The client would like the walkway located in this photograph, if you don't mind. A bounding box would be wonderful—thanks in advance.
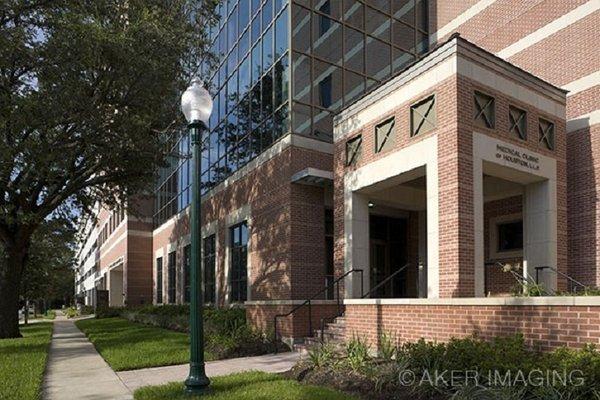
[42,313,300,398]
[117,352,301,392]
[42,314,133,400]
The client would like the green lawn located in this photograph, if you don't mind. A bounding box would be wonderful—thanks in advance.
[0,323,53,400]
[76,317,212,371]
[134,371,356,400]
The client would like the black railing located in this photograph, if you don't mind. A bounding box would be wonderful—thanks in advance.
[316,263,410,343]
[273,269,364,353]
[361,263,409,300]
[534,265,587,293]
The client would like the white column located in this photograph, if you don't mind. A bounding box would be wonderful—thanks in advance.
[426,161,439,298]
[523,179,557,292]
[418,210,428,298]
[344,192,370,298]
[473,158,485,297]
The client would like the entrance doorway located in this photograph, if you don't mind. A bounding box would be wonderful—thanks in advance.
[370,215,408,298]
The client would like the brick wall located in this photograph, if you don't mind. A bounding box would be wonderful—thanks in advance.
[345,302,600,351]
[568,123,600,286]
[151,141,334,311]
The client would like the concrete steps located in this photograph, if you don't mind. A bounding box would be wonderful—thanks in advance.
[294,316,346,355]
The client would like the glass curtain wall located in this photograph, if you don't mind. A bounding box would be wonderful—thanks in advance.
[154,0,429,228]
[291,0,428,140]
[154,0,291,227]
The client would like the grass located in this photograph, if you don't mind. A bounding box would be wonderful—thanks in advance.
[0,323,53,400]
[134,371,356,400]
[75,317,214,371]
[43,310,56,320]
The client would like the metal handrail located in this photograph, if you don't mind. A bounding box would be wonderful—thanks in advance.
[273,268,364,353]
[361,263,409,299]
[534,265,587,293]
[485,261,548,295]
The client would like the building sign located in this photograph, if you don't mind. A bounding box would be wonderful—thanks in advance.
[495,144,540,171]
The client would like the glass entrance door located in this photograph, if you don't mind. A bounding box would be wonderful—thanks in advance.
[369,215,408,298]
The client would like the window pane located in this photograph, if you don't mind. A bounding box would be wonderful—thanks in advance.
[313,15,342,65]
[293,102,311,135]
[274,55,289,108]
[314,60,342,111]
[275,6,288,59]
[393,0,415,26]
[292,4,310,53]
[344,69,365,105]
[365,6,390,41]
[263,25,274,70]
[392,19,415,52]
[313,108,333,141]
[292,52,311,103]
[344,26,364,73]
[239,0,250,29]
[343,0,363,29]
[365,37,390,80]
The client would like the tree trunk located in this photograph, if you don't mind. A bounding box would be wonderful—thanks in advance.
[0,242,29,339]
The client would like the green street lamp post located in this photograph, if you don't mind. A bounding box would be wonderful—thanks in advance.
[181,78,213,395]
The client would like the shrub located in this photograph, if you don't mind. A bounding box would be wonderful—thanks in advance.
[378,331,397,361]
[345,336,370,372]
[93,305,277,359]
[64,306,78,318]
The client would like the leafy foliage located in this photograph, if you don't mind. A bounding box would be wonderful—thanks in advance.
[0,0,218,338]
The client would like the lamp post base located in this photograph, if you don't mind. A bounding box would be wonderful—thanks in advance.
[184,365,210,396]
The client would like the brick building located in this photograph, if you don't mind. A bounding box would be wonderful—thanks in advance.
[76,0,600,349]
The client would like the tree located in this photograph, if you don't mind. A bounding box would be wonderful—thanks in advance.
[20,218,76,317]
[0,0,218,338]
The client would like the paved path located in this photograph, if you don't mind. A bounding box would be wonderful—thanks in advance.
[42,315,133,400]
[117,352,301,392]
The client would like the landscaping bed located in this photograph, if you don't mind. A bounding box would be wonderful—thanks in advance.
[77,305,278,370]
[133,371,356,400]
[0,323,53,400]
[290,334,600,400]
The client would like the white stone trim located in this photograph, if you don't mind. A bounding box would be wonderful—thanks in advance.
[562,71,600,96]
[497,1,600,59]
[344,296,600,306]
[567,109,600,132]
[344,135,439,298]
[245,300,339,306]
[472,133,558,296]
[334,38,565,141]
[429,0,498,45]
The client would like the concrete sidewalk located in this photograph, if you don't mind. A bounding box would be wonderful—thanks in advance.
[42,316,133,400]
[117,352,301,392]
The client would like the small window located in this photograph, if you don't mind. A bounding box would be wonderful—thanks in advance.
[509,105,527,140]
[497,221,523,252]
[539,118,555,150]
[345,135,362,166]
[410,95,436,137]
[375,117,395,153]
[168,251,176,304]
[230,222,248,303]
[474,91,495,129]
[156,257,163,304]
